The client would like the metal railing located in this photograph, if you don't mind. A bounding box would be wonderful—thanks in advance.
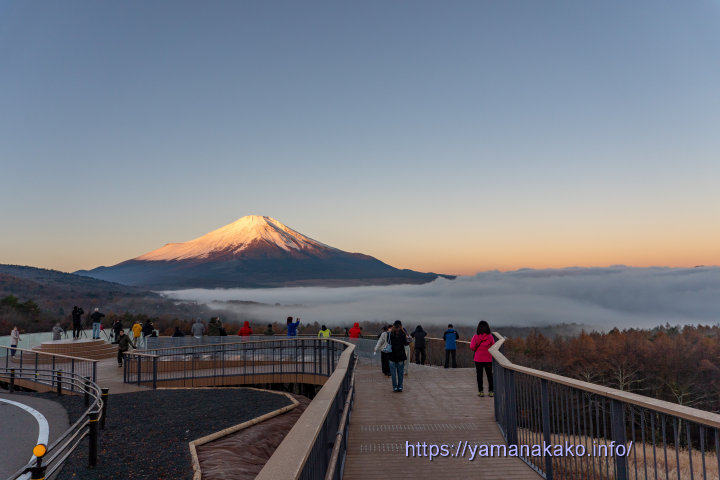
[257,339,357,480]
[491,333,720,480]
[124,338,347,389]
[0,367,106,480]
[1,345,98,388]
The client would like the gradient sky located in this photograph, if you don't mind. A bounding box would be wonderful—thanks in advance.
[1,1,719,276]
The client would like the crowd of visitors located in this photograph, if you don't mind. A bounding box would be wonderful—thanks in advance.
[14,309,497,400]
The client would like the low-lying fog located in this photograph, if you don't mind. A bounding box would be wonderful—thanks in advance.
[162,267,720,331]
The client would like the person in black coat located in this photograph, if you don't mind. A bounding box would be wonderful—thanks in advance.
[112,319,122,344]
[411,325,427,365]
[388,320,409,392]
[71,306,84,339]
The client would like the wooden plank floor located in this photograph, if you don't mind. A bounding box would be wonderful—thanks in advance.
[343,363,542,479]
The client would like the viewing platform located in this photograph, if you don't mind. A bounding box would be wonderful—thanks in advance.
[3,335,720,480]
[343,363,540,479]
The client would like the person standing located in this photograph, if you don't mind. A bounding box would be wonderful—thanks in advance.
[443,324,459,368]
[207,317,220,336]
[116,330,136,367]
[264,324,275,336]
[112,319,122,344]
[172,326,185,337]
[238,321,253,337]
[348,322,362,338]
[286,317,300,337]
[141,319,154,346]
[131,320,142,344]
[388,321,409,392]
[411,325,427,365]
[218,318,228,336]
[71,306,84,339]
[90,308,105,339]
[470,320,496,397]
[10,326,20,357]
[317,325,331,338]
[191,318,205,339]
[373,325,391,376]
[52,323,64,341]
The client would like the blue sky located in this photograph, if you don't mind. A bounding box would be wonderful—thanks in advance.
[1,1,719,275]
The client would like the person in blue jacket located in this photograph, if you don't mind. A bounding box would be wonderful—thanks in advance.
[443,323,459,368]
[286,316,300,337]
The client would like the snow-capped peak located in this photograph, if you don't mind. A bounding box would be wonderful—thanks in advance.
[135,215,336,261]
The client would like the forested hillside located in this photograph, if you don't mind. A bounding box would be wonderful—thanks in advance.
[504,325,720,412]
[0,264,208,334]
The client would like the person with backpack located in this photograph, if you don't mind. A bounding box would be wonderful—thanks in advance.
[470,320,496,397]
[116,329,136,367]
[388,320,409,392]
[443,324,460,368]
[411,325,427,365]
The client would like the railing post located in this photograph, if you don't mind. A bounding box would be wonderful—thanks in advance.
[56,371,62,396]
[541,379,554,480]
[100,388,109,430]
[88,410,99,467]
[137,355,141,386]
[152,356,158,390]
[71,359,75,392]
[505,369,518,446]
[84,377,90,407]
[9,368,15,393]
[92,361,97,384]
[611,399,628,480]
[30,463,46,480]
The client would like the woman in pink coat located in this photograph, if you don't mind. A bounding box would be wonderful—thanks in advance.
[469,320,495,397]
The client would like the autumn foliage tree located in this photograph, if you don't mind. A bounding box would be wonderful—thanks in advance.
[504,324,720,413]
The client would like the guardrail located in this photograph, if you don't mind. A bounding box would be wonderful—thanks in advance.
[1,345,98,387]
[257,340,357,480]
[0,367,106,480]
[490,333,720,480]
[124,338,346,389]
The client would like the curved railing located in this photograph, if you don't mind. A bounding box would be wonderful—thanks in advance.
[124,337,358,479]
[257,339,357,480]
[123,337,347,388]
[0,367,105,480]
[490,333,720,480]
[1,345,98,385]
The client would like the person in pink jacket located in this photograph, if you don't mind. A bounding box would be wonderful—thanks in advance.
[469,320,495,397]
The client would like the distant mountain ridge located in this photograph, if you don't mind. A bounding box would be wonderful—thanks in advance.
[76,215,452,289]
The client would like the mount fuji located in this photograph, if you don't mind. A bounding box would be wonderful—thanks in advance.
[76,215,451,289]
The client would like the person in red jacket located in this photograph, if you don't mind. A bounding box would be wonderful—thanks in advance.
[348,322,362,338]
[470,320,496,397]
[238,321,253,337]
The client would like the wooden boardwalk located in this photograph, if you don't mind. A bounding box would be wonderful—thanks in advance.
[343,363,541,479]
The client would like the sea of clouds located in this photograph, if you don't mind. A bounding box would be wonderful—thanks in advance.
[162,266,720,331]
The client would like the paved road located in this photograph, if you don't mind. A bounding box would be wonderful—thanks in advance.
[0,393,69,479]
